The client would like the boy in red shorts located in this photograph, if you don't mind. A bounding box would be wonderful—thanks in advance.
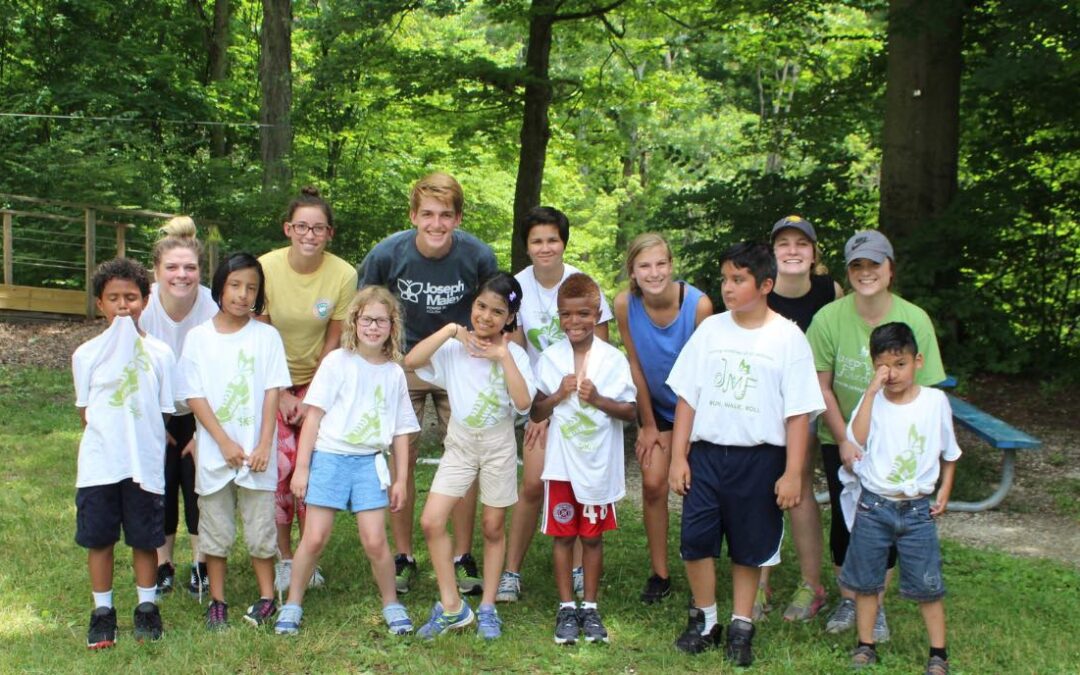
[531,273,637,645]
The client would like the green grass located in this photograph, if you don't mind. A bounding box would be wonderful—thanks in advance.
[2,365,1079,673]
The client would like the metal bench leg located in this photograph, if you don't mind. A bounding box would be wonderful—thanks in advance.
[946,449,1016,513]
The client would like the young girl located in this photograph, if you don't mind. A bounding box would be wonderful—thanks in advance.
[139,217,218,597]
[612,233,712,605]
[756,216,843,622]
[404,272,536,640]
[259,187,358,593]
[178,253,292,630]
[273,287,419,636]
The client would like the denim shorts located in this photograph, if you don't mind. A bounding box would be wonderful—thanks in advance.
[305,451,388,513]
[839,489,946,602]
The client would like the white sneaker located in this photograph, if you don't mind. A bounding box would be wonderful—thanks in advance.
[307,565,326,589]
[274,560,293,600]
[572,566,584,599]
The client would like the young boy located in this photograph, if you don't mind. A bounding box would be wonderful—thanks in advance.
[667,242,824,666]
[840,322,960,673]
[358,172,498,594]
[531,273,637,645]
[73,258,177,648]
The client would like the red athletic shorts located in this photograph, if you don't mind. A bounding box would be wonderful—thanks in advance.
[541,480,617,538]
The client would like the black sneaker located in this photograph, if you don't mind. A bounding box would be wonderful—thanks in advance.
[724,618,755,667]
[205,599,228,631]
[454,553,483,596]
[133,602,164,641]
[640,573,672,604]
[674,607,721,654]
[578,607,609,644]
[156,562,176,596]
[87,606,117,649]
[243,597,278,627]
[553,606,580,645]
[187,562,209,597]
[394,554,418,594]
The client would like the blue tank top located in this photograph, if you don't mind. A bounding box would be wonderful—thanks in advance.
[627,281,705,424]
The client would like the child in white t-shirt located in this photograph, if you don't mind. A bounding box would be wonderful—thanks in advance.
[840,322,960,674]
[272,286,420,636]
[178,252,291,631]
[403,272,536,640]
[531,273,637,646]
[666,242,824,666]
[74,258,177,649]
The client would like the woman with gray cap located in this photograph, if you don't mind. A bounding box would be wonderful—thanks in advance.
[753,216,843,623]
[806,229,946,641]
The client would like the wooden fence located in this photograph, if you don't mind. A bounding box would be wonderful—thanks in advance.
[0,194,220,318]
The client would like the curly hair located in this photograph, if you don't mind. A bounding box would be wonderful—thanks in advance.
[341,285,405,362]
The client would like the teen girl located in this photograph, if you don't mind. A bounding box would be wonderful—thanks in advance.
[404,273,536,640]
[178,253,291,629]
[612,232,712,604]
[140,217,218,596]
[755,216,843,622]
[258,187,358,592]
[274,287,419,636]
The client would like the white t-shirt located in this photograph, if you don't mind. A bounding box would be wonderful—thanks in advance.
[73,316,177,493]
[177,318,292,495]
[666,312,825,447]
[303,349,421,455]
[537,339,636,505]
[846,387,962,499]
[515,264,614,367]
[139,284,217,415]
[416,339,536,428]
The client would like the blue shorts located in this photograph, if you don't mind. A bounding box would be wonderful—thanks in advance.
[75,479,165,550]
[304,451,388,513]
[839,490,946,602]
[680,442,785,566]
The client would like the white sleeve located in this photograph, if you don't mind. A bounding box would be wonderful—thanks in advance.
[782,336,826,420]
[509,344,537,414]
[665,331,701,409]
[266,329,293,390]
[415,341,452,388]
[939,393,963,462]
[156,347,178,414]
[391,368,422,436]
[177,333,205,400]
[72,347,92,408]
[535,351,561,396]
[302,351,340,413]
[845,392,869,446]
[612,354,637,403]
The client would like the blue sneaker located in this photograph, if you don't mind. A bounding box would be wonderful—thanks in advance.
[416,601,474,639]
[476,604,502,640]
[382,602,413,635]
[274,604,303,635]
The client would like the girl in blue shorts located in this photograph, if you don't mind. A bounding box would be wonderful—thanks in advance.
[273,286,420,636]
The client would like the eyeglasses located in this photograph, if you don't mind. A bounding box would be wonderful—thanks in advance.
[358,315,391,328]
[290,222,329,237]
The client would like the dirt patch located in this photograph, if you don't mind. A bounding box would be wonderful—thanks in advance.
[3,318,1078,567]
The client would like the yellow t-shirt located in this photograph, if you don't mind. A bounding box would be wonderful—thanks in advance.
[258,247,357,385]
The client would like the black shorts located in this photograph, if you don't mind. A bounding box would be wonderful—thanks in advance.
[638,407,674,433]
[75,479,165,550]
[680,442,785,566]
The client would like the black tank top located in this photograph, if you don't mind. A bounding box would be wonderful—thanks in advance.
[767,275,836,333]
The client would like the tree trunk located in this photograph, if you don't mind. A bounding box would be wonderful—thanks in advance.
[878,0,963,252]
[259,0,292,192]
[209,0,231,158]
[511,0,555,274]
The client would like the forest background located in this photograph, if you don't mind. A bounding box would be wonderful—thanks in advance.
[1,0,1076,380]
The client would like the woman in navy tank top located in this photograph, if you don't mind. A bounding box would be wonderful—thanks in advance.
[613,232,713,605]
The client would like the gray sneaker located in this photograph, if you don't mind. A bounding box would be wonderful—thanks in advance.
[578,607,609,644]
[825,598,857,633]
[572,566,584,599]
[554,606,580,645]
[496,571,521,602]
[872,606,890,643]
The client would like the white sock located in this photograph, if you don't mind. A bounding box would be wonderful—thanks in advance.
[731,614,753,625]
[92,590,113,609]
[560,601,576,610]
[453,554,463,564]
[701,604,718,633]
[136,585,157,605]
[582,601,597,610]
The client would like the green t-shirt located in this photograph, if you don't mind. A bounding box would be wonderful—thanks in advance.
[806,293,945,445]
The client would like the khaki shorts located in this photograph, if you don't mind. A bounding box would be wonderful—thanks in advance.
[198,482,277,559]
[430,417,518,508]
[405,369,452,453]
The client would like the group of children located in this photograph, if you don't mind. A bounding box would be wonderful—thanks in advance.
[73,178,960,674]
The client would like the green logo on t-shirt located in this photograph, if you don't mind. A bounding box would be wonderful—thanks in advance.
[464,363,505,428]
[109,338,151,417]
[527,315,564,352]
[713,357,757,401]
[560,408,600,452]
[216,350,255,427]
[885,424,927,485]
[345,385,385,445]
